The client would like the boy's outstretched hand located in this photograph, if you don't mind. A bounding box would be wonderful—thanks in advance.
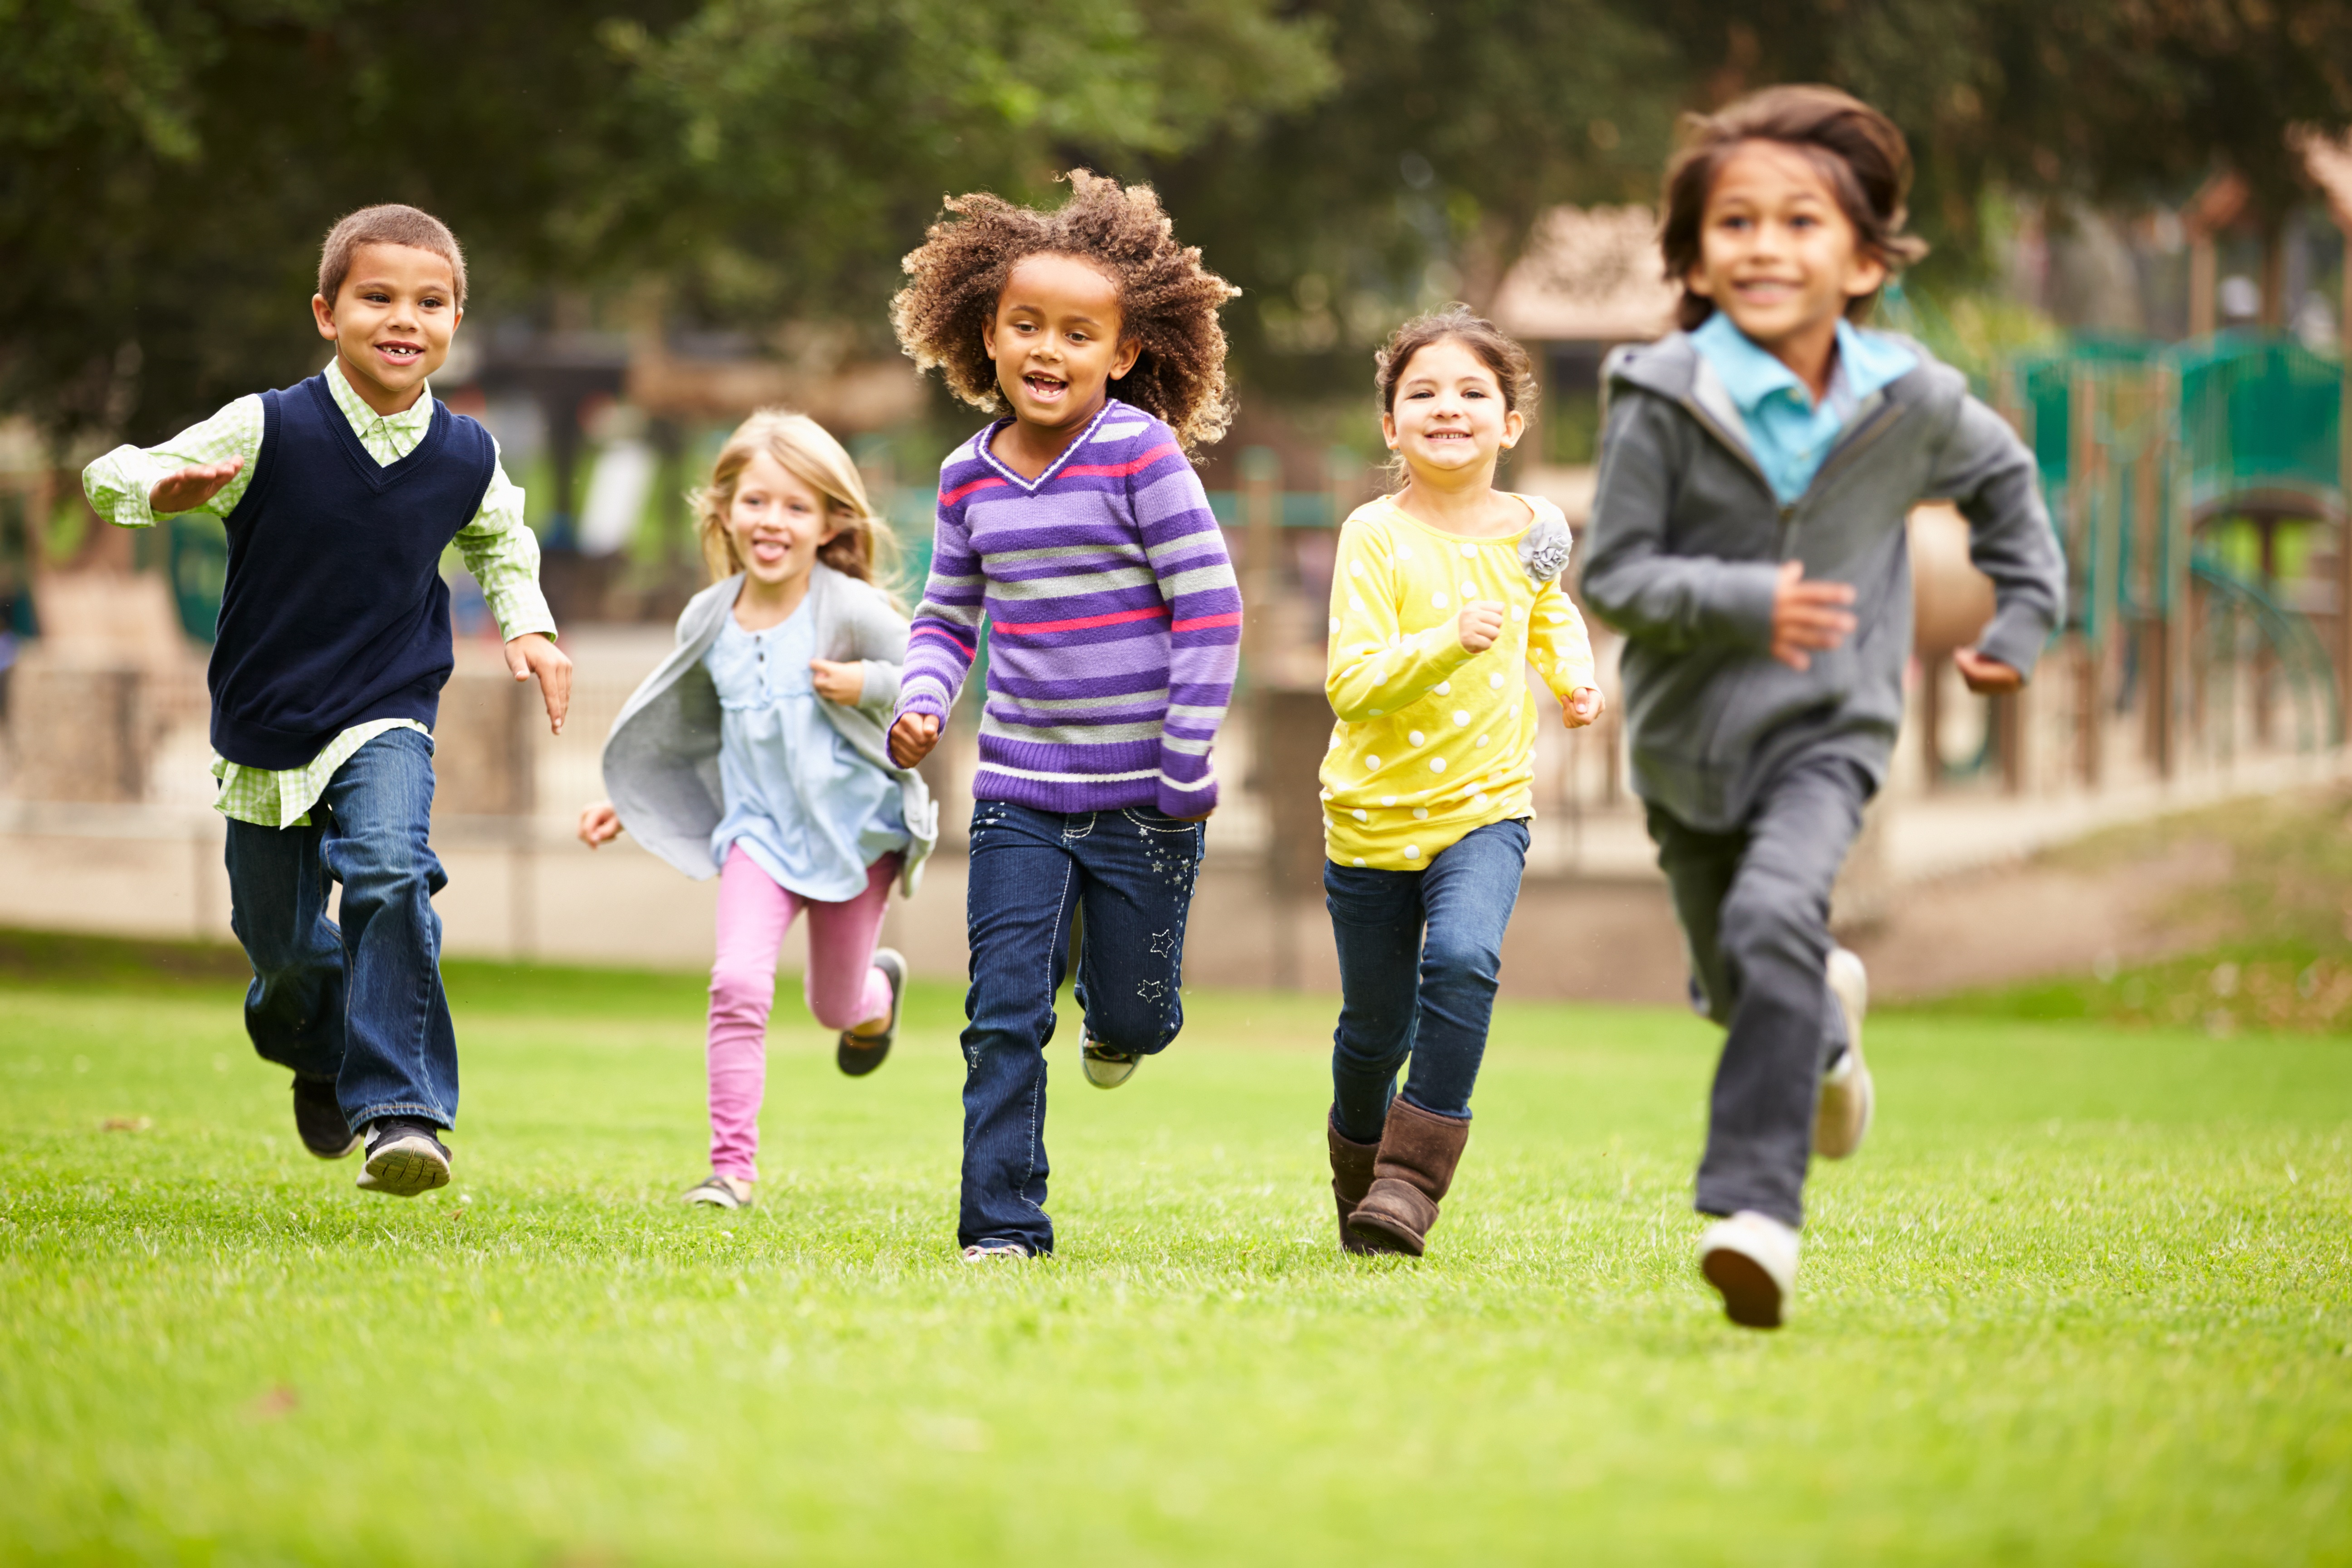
[507,634,573,735]
[889,712,940,769]
[1954,646,2024,695]
[1563,685,1606,728]
[147,458,245,516]
[1769,561,1857,671]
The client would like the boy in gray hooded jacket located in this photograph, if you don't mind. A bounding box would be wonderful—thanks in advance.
[1580,87,2065,1328]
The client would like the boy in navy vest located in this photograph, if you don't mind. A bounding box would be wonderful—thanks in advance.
[83,205,571,1197]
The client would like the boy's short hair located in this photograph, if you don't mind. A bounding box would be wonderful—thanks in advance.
[890,171,1240,452]
[318,205,468,308]
[1660,85,1928,331]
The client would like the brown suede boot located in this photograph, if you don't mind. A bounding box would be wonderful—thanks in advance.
[1346,1098,1470,1257]
[1326,1108,1381,1255]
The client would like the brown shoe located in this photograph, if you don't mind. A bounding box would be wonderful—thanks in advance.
[1327,1109,1381,1255]
[1346,1098,1470,1258]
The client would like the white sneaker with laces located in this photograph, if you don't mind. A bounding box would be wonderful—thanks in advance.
[1814,946,1874,1159]
[1699,1210,1800,1329]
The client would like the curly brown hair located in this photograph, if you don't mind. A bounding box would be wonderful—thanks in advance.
[1660,85,1929,332]
[890,171,1241,452]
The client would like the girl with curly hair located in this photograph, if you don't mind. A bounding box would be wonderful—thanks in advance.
[580,410,939,1211]
[1319,308,1604,1260]
[885,171,1243,1261]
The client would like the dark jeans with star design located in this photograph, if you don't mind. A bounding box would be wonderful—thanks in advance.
[957,800,1205,1255]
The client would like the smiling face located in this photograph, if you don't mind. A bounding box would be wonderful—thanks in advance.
[1381,337,1524,481]
[310,242,462,414]
[983,253,1141,435]
[726,449,841,591]
[1686,140,1886,354]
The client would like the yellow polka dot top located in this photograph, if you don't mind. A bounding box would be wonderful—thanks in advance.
[1319,494,1597,871]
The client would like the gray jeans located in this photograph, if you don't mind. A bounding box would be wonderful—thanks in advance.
[1645,755,1871,1228]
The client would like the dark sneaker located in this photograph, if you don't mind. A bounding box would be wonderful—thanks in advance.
[837,946,907,1077]
[292,1074,360,1160]
[357,1118,451,1197]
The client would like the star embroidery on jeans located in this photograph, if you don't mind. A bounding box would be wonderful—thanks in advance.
[1136,978,1168,1002]
[1148,929,1176,956]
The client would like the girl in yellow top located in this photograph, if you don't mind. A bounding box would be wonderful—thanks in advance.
[1321,307,1604,1258]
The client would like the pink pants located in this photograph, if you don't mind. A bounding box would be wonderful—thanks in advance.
[706,845,899,1181]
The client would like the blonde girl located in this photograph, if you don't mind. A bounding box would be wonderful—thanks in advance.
[1321,307,1605,1258]
[582,410,938,1209]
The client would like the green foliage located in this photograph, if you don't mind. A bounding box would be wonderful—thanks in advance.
[4,972,2350,1562]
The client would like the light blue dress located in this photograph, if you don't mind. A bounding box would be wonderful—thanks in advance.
[704,605,910,902]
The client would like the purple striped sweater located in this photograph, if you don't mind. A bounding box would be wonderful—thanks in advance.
[893,400,1243,816]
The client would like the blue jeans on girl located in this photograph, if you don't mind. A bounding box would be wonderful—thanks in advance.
[1325,818,1530,1143]
[958,800,1205,1254]
[222,728,458,1131]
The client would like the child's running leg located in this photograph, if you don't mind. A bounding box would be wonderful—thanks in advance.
[1656,757,1869,1229]
[958,803,1085,1256]
[1323,862,1424,1145]
[800,855,901,1033]
[309,729,457,1196]
[311,730,456,1131]
[708,846,801,1184]
[224,812,356,1160]
[1341,819,1528,1255]
[1069,808,1205,1081]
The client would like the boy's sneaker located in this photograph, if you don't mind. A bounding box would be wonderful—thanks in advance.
[1081,1039,1140,1089]
[1699,1210,1800,1329]
[838,947,907,1077]
[1815,946,1874,1159]
[961,1241,1030,1262]
[356,1118,451,1197]
[684,1175,753,1210]
[291,1074,360,1160]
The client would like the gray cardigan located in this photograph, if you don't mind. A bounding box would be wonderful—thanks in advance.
[1579,331,2066,833]
[598,565,939,896]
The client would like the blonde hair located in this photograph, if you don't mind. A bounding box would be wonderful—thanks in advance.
[691,410,902,597]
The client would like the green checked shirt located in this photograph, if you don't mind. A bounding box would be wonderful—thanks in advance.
[83,358,557,828]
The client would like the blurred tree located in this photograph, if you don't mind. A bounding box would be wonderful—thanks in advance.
[0,0,681,448]
[1143,0,1687,400]
[592,0,1337,328]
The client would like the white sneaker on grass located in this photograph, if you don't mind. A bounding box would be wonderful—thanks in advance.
[1699,1210,1799,1329]
[1081,1039,1140,1089]
[1814,946,1874,1159]
[961,1242,1030,1262]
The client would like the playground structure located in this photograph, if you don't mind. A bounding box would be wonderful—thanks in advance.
[1964,332,2350,798]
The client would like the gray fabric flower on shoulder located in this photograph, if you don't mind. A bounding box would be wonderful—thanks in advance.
[1519,514,1573,585]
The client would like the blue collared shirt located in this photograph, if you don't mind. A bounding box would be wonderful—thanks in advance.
[1690,314,1917,503]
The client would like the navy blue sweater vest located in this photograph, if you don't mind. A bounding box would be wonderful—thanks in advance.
[208,374,496,769]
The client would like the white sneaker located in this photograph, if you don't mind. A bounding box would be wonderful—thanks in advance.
[1699,1210,1799,1329]
[961,1242,1030,1262]
[1815,946,1874,1159]
[1081,1040,1139,1089]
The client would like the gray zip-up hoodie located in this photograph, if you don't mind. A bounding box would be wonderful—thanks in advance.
[1578,330,2066,833]
[599,564,939,897]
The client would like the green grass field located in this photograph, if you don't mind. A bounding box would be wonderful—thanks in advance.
[4,939,2349,1565]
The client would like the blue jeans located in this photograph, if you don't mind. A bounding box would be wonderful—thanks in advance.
[958,801,1205,1254]
[222,728,457,1130]
[1324,819,1530,1144]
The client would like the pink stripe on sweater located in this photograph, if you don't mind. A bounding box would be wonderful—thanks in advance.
[992,604,1171,636]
